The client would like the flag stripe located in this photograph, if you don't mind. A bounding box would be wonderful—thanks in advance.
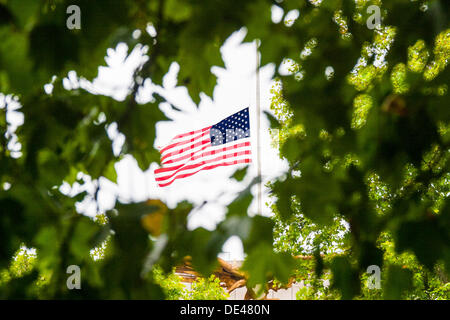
[172,127,210,141]
[161,140,251,167]
[160,138,211,163]
[160,128,211,155]
[157,158,252,187]
[156,140,250,175]
[155,149,252,181]
[162,143,212,165]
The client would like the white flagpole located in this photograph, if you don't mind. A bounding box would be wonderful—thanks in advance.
[255,40,262,215]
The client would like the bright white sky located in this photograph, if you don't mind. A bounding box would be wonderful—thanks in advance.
[3,27,290,261]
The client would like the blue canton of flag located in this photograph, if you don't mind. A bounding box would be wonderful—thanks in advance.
[211,107,250,146]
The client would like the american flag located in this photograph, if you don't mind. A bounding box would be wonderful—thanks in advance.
[154,108,252,187]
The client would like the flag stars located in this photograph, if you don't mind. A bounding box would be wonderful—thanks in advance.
[210,108,250,146]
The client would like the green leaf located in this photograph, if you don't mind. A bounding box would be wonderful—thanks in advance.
[242,243,297,292]
[314,248,324,279]
[264,111,281,129]
[183,228,221,276]
[164,0,193,23]
[218,215,252,242]
[29,24,80,74]
[293,158,342,225]
[383,266,413,300]
[231,165,249,182]
[103,160,118,183]
[177,40,222,104]
[69,216,101,261]
[102,201,163,298]
[0,28,34,93]
[0,4,14,26]
[243,215,274,251]
[272,178,295,221]
[225,179,256,217]
[117,100,167,171]
[34,226,60,273]
[358,241,384,270]
[330,256,360,300]
[396,216,448,269]
[6,0,40,30]
[0,197,26,269]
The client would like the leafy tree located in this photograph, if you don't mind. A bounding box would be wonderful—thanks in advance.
[270,55,449,300]
[0,246,36,285]
[152,267,187,300]
[188,275,230,300]
[0,0,449,300]
[152,267,229,300]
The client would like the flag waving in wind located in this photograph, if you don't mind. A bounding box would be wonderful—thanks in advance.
[155,108,252,187]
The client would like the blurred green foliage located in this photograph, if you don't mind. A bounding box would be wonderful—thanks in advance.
[269,0,449,299]
[152,267,229,300]
[0,0,449,300]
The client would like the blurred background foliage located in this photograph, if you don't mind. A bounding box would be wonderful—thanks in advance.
[0,0,449,299]
[152,267,229,300]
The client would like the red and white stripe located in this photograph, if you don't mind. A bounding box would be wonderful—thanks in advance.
[154,126,252,187]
